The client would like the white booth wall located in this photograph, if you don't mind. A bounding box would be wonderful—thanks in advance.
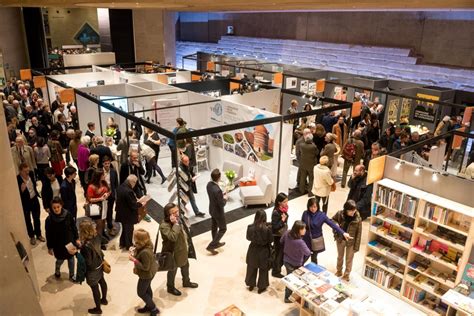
[221,89,282,114]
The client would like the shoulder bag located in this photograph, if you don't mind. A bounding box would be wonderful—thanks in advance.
[306,213,325,252]
[88,242,111,274]
[153,228,176,272]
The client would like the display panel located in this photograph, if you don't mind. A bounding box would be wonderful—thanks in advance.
[99,96,128,113]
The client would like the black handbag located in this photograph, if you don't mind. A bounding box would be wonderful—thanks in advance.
[153,229,176,272]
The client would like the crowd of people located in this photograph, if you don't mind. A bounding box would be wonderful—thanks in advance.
[4,78,472,315]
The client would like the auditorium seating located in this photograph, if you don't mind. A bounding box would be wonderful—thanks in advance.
[175,36,474,92]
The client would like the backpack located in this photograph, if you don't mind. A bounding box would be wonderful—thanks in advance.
[75,252,87,284]
[342,141,356,161]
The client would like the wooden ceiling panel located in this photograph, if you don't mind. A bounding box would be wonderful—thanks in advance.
[0,0,473,10]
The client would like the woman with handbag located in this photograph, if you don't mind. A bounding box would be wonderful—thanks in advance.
[271,192,289,278]
[302,198,352,264]
[159,202,198,297]
[331,200,362,281]
[281,221,311,303]
[129,229,160,315]
[86,169,110,249]
[79,218,109,315]
[245,209,273,294]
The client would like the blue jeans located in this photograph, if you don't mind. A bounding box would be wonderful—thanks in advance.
[56,257,75,277]
[188,191,200,215]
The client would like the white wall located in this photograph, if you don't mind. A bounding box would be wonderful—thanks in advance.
[221,88,281,114]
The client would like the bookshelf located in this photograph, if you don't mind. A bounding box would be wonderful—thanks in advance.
[364,178,474,316]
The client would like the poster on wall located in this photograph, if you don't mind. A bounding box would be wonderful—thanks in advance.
[401,98,411,119]
[285,77,297,89]
[413,93,439,123]
[153,99,180,157]
[308,82,316,95]
[210,102,276,169]
[299,80,309,93]
[387,99,400,123]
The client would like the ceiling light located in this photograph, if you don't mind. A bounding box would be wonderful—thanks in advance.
[432,172,439,182]
[414,166,422,176]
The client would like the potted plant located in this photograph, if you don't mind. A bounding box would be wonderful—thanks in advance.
[225,170,236,185]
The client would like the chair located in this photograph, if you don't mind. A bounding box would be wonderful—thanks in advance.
[196,146,209,171]
[222,160,243,184]
[239,174,273,207]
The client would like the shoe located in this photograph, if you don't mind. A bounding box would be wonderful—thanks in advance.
[87,307,102,314]
[161,178,166,185]
[284,298,292,304]
[335,271,343,277]
[100,298,108,305]
[137,306,150,313]
[195,212,206,218]
[145,179,152,184]
[248,286,254,291]
[215,242,226,248]
[183,282,198,288]
[258,287,267,294]
[144,215,152,222]
[37,236,46,242]
[167,287,182,296]
[150,307,160,315]
[54,272,61,279]
[272,273,285,278]
[341,184,345,188]
[69,275,78,283]
[206,247,218,255]
[30,237,36,245]
[101,245,107,250]
[342,274,350,282]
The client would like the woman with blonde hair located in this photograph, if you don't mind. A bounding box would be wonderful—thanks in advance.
[79,218,108,315]
[86,154,100,185]
[129,229,159,315]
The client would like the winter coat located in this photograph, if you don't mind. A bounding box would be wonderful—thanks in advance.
[332,210,362,252]
[160,221,190,268]
[246,224,273,269]
[81,235,104,286]
[312,164,334,197]
[320,142,337,168]
[271,209,288,237]
[45,209,78,260]
[135,246,158,279]
[299,140,319,171]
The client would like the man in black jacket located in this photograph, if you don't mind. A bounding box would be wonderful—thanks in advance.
[206,169,227,255]
[60,166,78,221]
[119,150,146,198]
[116,175,143,250]
[180,155,205,217]
[90,136,113,167]
[347,164,372,220]
[17,163,45,245]
[103,156,119,236]
[52,113,69,149]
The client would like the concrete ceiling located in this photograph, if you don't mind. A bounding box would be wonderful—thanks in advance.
[0,0,473,11]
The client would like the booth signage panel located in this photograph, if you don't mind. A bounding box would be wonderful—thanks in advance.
[413,93,439,123]
[33,76,46,88]
[59,88,75,103]
[367,155,386,185]
[20,69,32,81]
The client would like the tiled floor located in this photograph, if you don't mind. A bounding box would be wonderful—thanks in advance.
[31,160,423,316]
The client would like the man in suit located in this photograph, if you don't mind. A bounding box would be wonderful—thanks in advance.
[85,122,95,141]
[120,150,147,198]
[52,113,69,149]
[206,169,228,255]
[60,166,77,221]
[116,175,143,250]
[180,155,205,217]
[17,163,44,245]
[103,156,119,236]
[11,136,37,176]
[298,129,319,195]
[90,136,113,167]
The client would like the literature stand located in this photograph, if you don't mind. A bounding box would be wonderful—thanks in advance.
[364,178,474,315]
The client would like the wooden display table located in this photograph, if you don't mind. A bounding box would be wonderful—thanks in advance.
[441,289,474,316]
[215,304,245,316]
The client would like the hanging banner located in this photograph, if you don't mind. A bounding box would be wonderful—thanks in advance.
[400,98,411,119]
[20,69,32,81]
[153,99,180,158]
[413,93,439,123]
[33,76,46,88]
[387,99,400,123]
[316,79,325,93]
[59,88,75,103]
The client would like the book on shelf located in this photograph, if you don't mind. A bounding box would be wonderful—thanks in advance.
[364,264,398,288]
[423,203,470,233]
[403,283,426,303]
[400,195,418,217]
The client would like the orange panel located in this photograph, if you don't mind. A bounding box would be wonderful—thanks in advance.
[273,72,283,85]
[191,74,201,81]
[230,77,240,90]
[59,88,75,103]
[33,76,46,88]
[367,155,386,185]
[351,101,362,117]
[157,74,168,84]
[20,69,32,81]
[206,61,215,71]
[316,79,325,93]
